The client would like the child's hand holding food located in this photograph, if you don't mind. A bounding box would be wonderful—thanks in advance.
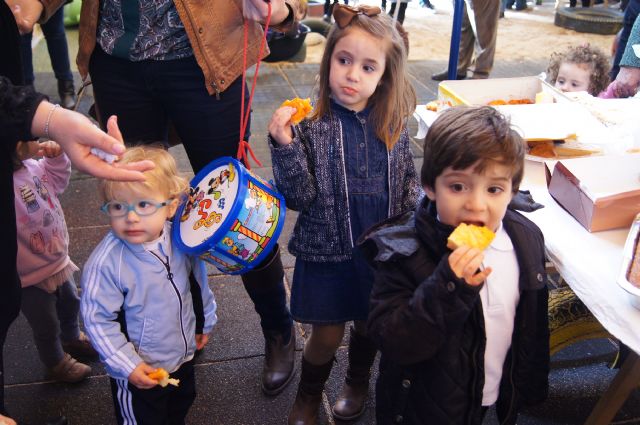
[447,223,495,286]
[128,362,160,389]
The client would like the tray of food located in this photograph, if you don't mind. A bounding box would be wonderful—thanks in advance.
[618,213,640,310]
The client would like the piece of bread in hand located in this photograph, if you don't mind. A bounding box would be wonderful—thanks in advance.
[281,97,313,125]
[447,223,495,251]
[147,368,180,387]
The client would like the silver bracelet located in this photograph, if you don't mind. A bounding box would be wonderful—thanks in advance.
[44,104,60,140]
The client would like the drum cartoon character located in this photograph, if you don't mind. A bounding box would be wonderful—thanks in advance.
[180,186,204,222]
[173,157,286,275]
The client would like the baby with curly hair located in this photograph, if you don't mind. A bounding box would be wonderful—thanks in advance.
[547,44,611,96]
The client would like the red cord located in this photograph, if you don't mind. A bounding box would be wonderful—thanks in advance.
[238,3,272,170]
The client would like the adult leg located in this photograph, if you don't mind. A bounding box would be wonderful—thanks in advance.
[388,2,397,18]
[468,0,500,77]
[40,6,76,109]
[289,324,344,425]
[458,2,476,74]
[332,321,378,421]
[149,58,295,394]
[397,2,409,24]
[89,46,170,144]
[19,32,35,85]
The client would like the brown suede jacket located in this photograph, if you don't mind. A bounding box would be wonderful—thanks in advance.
[74,0,301,96]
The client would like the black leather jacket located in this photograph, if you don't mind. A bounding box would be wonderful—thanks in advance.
[362,198,550,425]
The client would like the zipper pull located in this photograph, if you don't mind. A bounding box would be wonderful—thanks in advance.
[165,256,174,280]
[211,81,221,100]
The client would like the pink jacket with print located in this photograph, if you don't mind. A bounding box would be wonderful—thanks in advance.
[75,0,301,96]
[13,155,72,287]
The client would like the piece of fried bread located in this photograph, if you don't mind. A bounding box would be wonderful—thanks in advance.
[147,368,180,387]
[281,97,313,125]
[447,223,495,251]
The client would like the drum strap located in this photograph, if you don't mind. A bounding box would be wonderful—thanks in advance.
[238,1,273,170]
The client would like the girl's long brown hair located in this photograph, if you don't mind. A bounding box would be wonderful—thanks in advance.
[311,12,416,150]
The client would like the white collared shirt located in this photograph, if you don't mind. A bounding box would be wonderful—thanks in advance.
[480,223,520,406]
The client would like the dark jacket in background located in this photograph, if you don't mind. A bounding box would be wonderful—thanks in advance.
[0,3,48,414]
[362,198,550,425]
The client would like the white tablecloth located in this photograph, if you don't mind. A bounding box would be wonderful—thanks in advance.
[521,161,640,354]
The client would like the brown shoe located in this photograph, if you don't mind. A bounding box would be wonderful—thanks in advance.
[262,327,296,395]
[62,331,98,358]
[48,353,91,383]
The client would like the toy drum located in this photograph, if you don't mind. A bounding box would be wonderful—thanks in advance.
[173,157,286,275]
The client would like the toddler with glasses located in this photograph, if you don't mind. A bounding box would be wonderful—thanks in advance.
[81,145,217,424]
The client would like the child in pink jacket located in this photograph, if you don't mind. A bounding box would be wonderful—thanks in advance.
[13,140,96,383]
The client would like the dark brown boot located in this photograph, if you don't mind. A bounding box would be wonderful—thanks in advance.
[288,357,334,425]
[332,327,378,420]
[262,326,296,395]
[57,79,77,110]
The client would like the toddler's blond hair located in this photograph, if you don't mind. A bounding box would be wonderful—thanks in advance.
[99,145,189,202]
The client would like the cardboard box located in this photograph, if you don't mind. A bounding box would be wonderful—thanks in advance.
[546,154,640,232]
[438,76,568,108]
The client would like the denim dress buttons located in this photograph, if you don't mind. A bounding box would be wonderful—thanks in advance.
[290,101,389,324]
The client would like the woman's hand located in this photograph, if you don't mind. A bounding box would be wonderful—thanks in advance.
[128,362,159,390]
[5,0,43,34]
[268,106,296,146]
[0,414,17,425]
[614,66,640,98]
[448,245,492,287]
[31,102,154,181]
[243,0,290,25]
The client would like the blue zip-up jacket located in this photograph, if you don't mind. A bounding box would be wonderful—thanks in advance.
[81,222,217,381]
[269,106,422,262]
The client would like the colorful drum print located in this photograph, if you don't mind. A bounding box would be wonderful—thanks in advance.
[173,157,286,274]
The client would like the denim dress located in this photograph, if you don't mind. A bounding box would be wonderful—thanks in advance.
[291,101,389,324]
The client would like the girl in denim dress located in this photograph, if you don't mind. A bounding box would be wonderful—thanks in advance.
[268,5,421,424]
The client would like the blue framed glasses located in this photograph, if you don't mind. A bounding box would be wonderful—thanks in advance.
[100,199,172,217]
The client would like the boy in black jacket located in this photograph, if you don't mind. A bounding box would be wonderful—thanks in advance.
[362,106,549,425]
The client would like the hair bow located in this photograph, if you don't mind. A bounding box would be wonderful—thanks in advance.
[332,4,382,29]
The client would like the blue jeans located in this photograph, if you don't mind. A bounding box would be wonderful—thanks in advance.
[89,46,292,336]
[20,6,73,84]
[611,0,640,79]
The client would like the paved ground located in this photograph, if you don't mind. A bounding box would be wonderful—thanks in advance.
[4,4,640,425]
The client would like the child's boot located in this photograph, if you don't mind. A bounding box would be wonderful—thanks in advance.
[48,353,91,383]
[288,357,333,425]
[331,326,378,420]
[62,331,98,358]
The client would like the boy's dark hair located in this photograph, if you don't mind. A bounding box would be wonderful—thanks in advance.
[421,106,525,193]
